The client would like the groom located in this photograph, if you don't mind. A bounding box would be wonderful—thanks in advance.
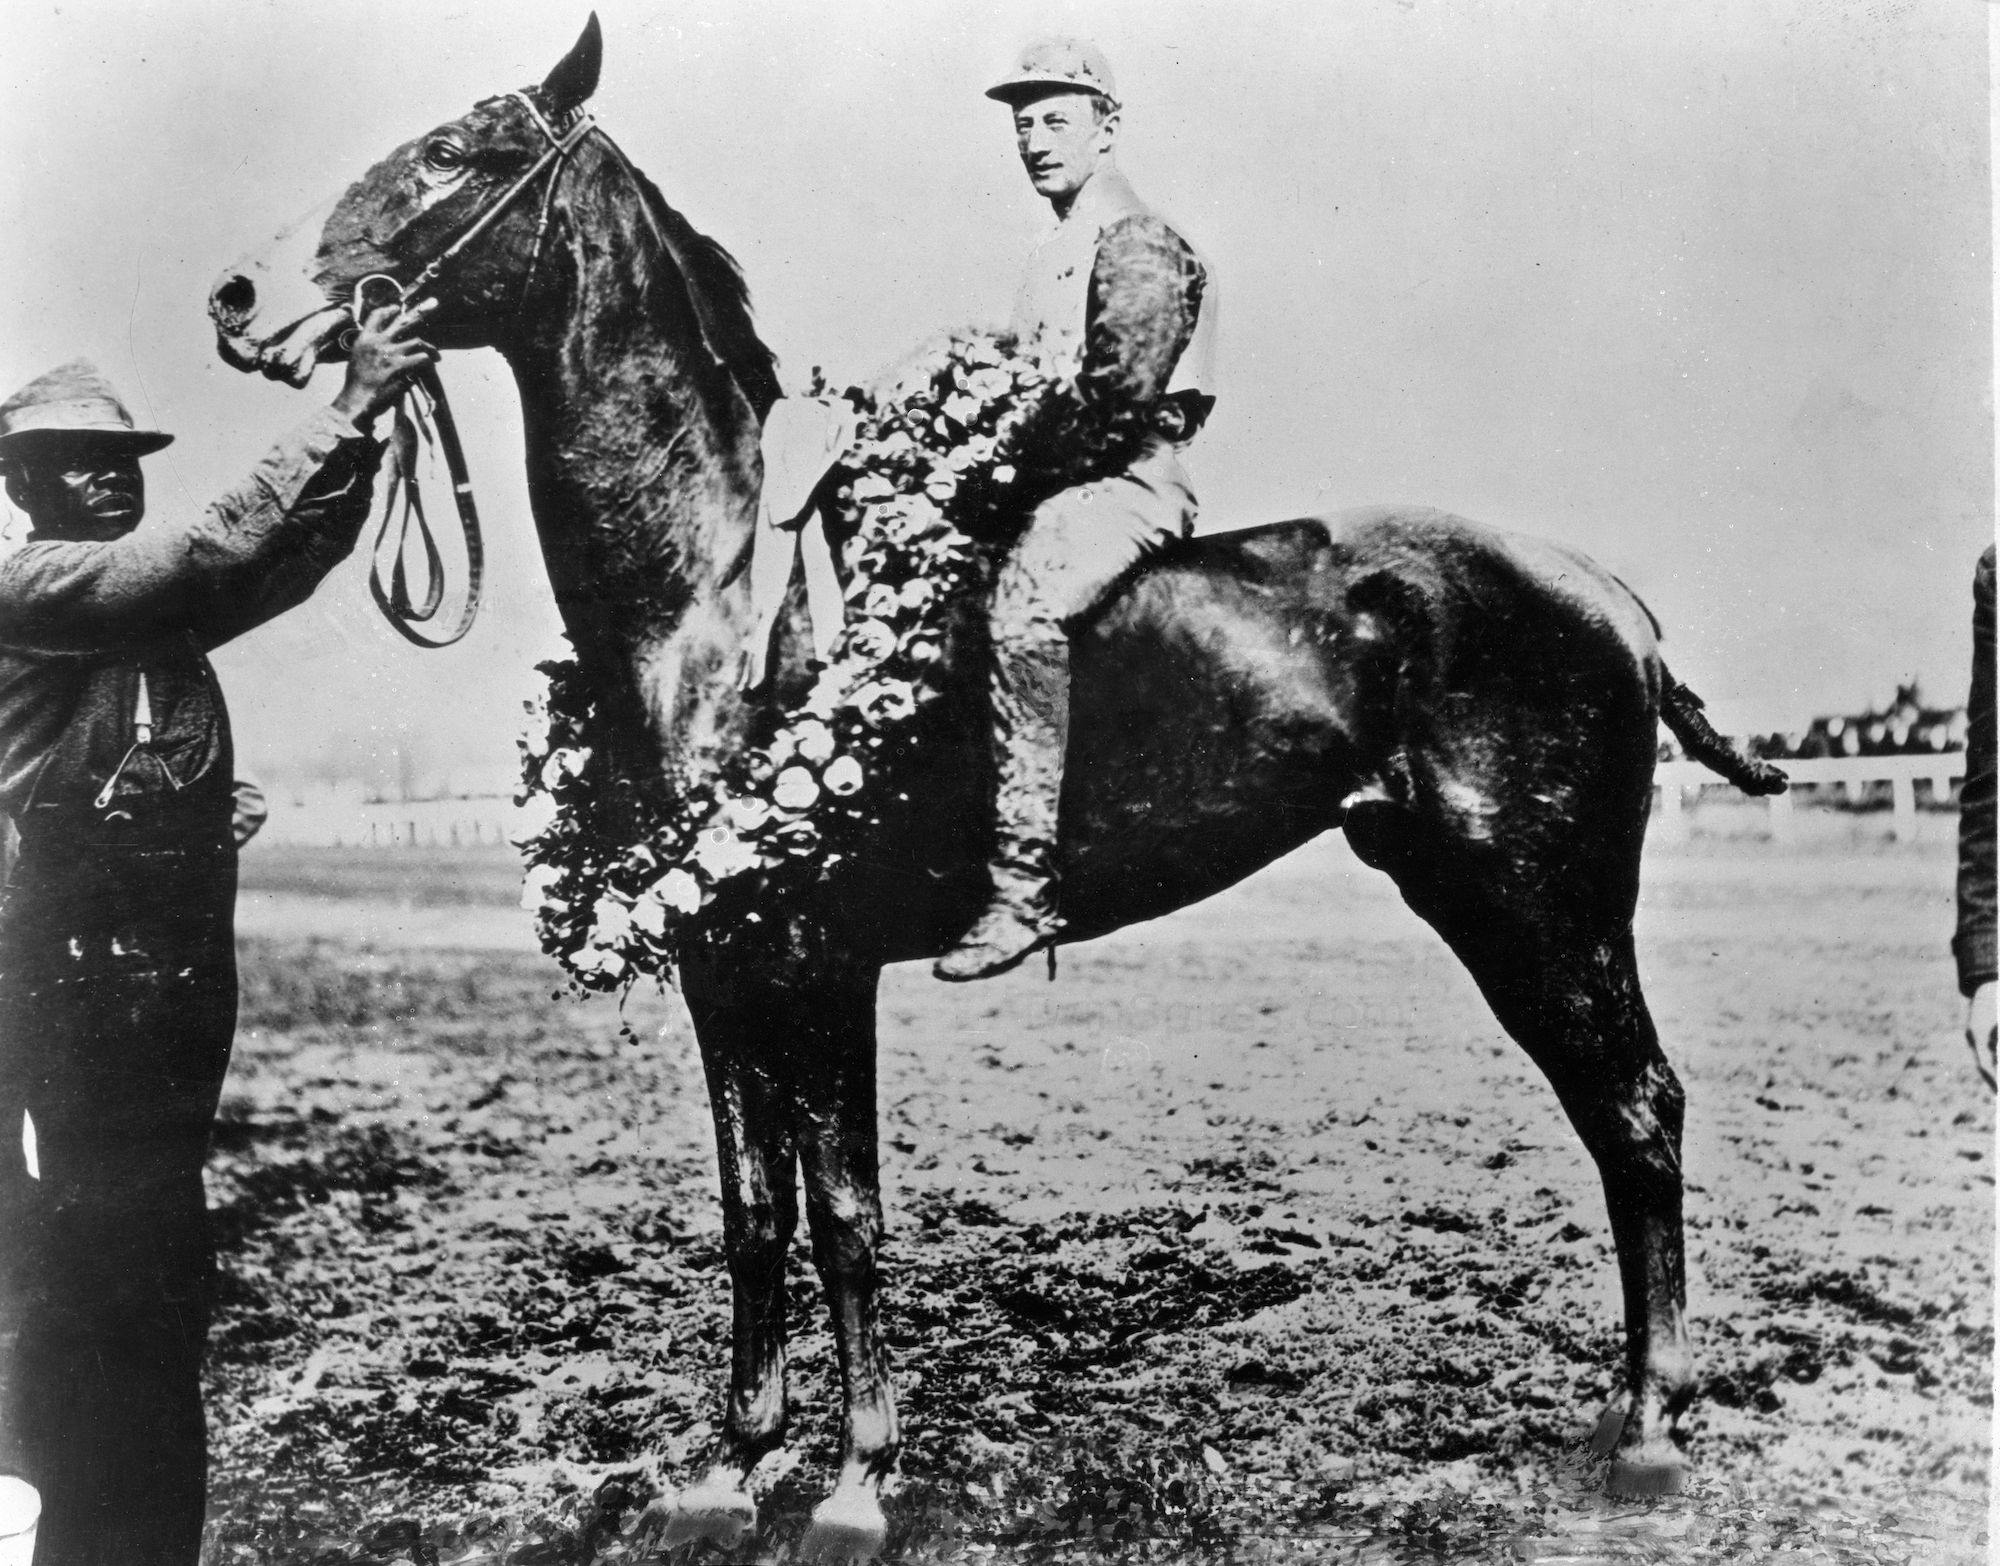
[0,304,432,1565]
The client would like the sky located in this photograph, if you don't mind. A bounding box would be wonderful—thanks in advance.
[0,0,1989,789]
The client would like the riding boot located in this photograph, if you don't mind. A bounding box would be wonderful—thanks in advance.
[935,616,1069,981]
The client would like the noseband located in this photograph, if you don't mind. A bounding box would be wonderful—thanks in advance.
[349,92,594,649]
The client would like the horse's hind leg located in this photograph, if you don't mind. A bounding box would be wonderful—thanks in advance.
[793,968,897,1561]
[1460,917,1692,1490]
[660,960,801,1546]
[1495,926,1693,1494]
[1352,812,1694,1492]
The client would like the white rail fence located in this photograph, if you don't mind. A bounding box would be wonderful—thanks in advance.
[1652,752,1965,843]
[256,751,1968,851]
[256,793,523,849]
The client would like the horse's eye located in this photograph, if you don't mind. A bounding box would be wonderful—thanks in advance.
[422,139,467,174]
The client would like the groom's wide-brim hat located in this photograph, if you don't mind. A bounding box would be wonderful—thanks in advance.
[0,359,174,470]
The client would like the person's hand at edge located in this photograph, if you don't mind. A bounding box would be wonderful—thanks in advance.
[1966,980,1995,1092]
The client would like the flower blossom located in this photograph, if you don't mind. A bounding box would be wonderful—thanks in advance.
[690,826,761,881]
[794,721,837,763]
[773,766,821,812]
[824,755,865,796]
[766,815,821,855]
[718,796,774,834]
[520,861,564,914]
[631,894,670,939]
[844,619,898,664]
[519,702,553,763]
[588,896,635,953]
[654,868,704,915]
[570,944,626,982]
[850,681,917,726]
[540,747,589,791]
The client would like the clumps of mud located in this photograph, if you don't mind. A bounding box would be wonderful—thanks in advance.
[200,857,1992,1563]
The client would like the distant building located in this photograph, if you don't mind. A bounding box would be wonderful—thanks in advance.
[1661,681,1967,764]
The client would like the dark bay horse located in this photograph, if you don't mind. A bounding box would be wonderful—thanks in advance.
[210,18,1781,1555]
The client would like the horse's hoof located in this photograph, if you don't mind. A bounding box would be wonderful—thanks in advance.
[1606,1446,1687,1498]
[1587,1400,1627,1458]
[656,1480,757,1547]
[799,1487,887,1561]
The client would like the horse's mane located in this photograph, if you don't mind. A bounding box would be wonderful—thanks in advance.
[619,155,784,421]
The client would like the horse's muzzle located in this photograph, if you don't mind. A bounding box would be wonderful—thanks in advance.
[209,194,353,384]
[208,272,260,337]
[209,287,349,387]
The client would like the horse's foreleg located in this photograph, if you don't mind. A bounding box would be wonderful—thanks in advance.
[661,963,801,1547]
[792,968,897,1562]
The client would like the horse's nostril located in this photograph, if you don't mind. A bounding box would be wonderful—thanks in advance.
[211,274,257,324]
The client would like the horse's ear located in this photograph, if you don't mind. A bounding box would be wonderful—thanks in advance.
[541,14,603,116]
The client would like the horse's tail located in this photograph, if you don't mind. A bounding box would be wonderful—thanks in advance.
[1658,667,1789,796]
[1601,565,1786,797]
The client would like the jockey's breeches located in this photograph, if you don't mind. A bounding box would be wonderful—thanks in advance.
[978,437,1198,897]
[992,435,1198,630]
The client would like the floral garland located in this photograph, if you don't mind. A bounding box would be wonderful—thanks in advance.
[514,329,1065,989]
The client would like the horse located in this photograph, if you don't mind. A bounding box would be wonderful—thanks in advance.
[209,18,1782,1556]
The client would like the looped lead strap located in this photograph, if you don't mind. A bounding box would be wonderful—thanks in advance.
[348,270,485,648]
[367,363,485,649]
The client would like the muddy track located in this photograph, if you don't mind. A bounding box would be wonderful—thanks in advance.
[202,830,1990,1562]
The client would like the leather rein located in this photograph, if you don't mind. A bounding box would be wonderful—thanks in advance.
[349,92,595,648]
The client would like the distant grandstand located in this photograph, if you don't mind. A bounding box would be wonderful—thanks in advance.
[1661,682,1967,764]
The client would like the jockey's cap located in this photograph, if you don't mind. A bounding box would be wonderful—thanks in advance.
[985,38,1119,110]
[0,359,173,471]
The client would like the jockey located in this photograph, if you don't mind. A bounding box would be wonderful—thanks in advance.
[936,38,1217,981]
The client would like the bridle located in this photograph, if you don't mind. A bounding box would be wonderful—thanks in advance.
[365,91,597,323]
[345,89,734,649]
[349,91,594,649]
